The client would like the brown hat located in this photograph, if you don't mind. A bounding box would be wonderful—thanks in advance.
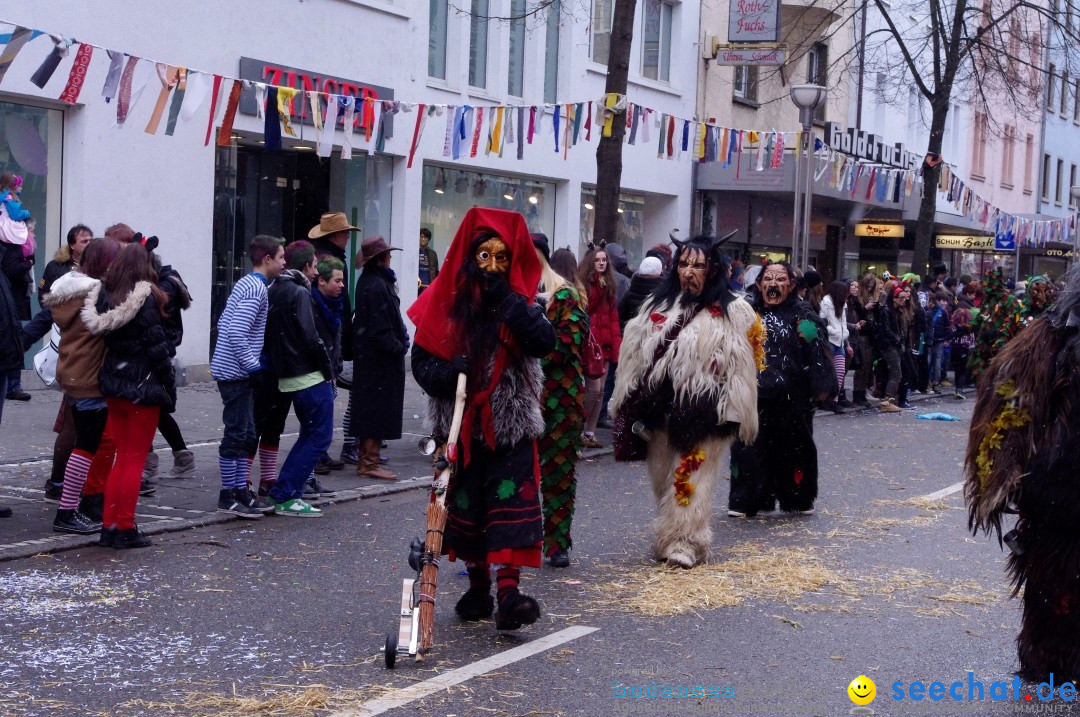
[308,212,361,239]
[357,235,401,267]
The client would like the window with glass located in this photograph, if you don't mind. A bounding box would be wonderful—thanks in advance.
[1048,64,1057,111]
[508,0,526,96]
[1024,133,1034,192]
[579,189,646,267]
[1056,158,1064,203]
[421,165,556,256]
[1062,72,1070,115]
[544,0,561,104]
[807,42,828,121]
[428,0,448,80]
[1071,164,1078,208]
[0,100,63,362]
[1042,153,1051,200]
[469,0,489,89]
[591,0,613,65]
[733,65,758,102]
[641,0,673,82]
[1001,124,1014,187]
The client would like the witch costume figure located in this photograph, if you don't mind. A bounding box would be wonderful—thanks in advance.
[408,207,555,631]
[728,262,837,518]
[965,268,1080,682]
[968,268,1024,382]
[610,232,762,568]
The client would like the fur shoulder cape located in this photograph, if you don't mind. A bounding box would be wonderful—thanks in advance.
[81,281,153,336]
[611,295,761,445]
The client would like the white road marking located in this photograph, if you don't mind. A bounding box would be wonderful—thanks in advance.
[332,625,600,717]
[922,481,964,501]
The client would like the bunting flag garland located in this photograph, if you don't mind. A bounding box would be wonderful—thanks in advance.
[57,42,93,105]
[0,15,1073,247]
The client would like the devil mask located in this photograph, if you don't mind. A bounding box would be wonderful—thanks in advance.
[759,263,795,307]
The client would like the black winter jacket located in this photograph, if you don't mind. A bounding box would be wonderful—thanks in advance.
[83,281,175,409]
[40,244,75,296]
[617,274,662,331]
[312,237,353,361]
[266,270,333,382]
[157,263,191,355]
[1,241,32,320]
[0,268,24,372]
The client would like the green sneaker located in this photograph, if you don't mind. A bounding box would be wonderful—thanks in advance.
[273,498,323,518]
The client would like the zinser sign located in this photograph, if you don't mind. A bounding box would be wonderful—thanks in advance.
[238,57,394,137]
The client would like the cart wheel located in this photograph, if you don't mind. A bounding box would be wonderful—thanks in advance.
[384,633,398,669]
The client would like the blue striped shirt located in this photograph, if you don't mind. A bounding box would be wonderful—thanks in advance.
[210,272,268,381]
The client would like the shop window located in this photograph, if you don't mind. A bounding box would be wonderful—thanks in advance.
[0,100,63,363]
[420,166,556,268]
[591,0,613,65]
[508,0,526,96]
[579,189,646,267]
[733,65,758,102]
[641,0,673,83]
[544,0,562,104]
[469,0,489,89]
[428,0,448,80]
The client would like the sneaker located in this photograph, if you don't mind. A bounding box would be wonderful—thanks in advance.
[952,391,966,401]
[727,509,747,518]
[141,452,160,481]
[878,399,903,413]
[236,488,275,514]
[272,498,323,518]
[217,489,263,519]
[139,479,156,497]
[940,379,953,388]
[43,480,63,503]
[53,508,102,535]
[899,401,916,410]
[304,477,336,498]
[319,454,345,471]
[170,449,196,478]
[257,480,276,498]
[339,446,360,465]
[6,390,31,401]
[78,493,105,523]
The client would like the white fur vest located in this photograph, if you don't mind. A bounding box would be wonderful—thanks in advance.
[426,355,546,447]
[610,296,760,445]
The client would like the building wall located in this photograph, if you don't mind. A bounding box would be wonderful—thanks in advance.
[1,0,700,367]
[1037,10,1080,218]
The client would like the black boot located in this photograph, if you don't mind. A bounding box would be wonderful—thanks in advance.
[78,493,105,523]
[495,592,541,630]
[53,508,102,535]
[837,390,851,407]
[98,528,116,548]
[455,587,495,621]
[111,527,152,549]
[0,504,11,518]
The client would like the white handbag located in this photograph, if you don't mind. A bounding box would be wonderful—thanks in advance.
[33,324,62,390]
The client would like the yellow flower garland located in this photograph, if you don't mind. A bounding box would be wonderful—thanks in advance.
[674,448,706,506]
[747,316,767,371]
[976,381,1030,492]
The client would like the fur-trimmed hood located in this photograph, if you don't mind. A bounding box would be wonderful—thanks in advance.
[41,271,98,308]
[81,281,153,336]
[52,244,73,264]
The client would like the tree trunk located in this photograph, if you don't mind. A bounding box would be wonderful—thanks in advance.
[593,0,637,246]
[911,97,950,275]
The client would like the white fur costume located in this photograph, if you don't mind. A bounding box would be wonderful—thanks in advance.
[611,297,760,567]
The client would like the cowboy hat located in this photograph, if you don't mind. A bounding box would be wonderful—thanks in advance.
[308,212,360,239]
[357,235,401,267]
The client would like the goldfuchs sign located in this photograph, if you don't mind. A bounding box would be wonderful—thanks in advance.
[714,48,785,65]
[936,235,995,249]
[238,57,394,137]
[728,0,780,42]
[855,223,905,238]
[825,123,921,170]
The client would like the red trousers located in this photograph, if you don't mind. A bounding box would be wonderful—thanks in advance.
[102,398,159,531]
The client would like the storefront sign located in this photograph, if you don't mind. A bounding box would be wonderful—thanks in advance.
[728,0,780,42]
[855,223,904,238]
[936,234,995,250]
[238,57,394,136]
[1039,247,1074,258]
[714,48,785,65]
[824,123,920,170]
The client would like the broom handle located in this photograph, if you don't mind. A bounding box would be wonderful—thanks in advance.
[447,373,468,445]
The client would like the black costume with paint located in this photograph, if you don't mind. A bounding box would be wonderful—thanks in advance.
[729,286,836,516]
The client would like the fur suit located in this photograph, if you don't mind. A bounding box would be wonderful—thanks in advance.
[611,297,761,567]
[966,269,1080,681]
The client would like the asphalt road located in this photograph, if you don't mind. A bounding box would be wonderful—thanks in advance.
[0,396,1064,717]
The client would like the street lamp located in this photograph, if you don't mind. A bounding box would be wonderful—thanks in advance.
[789,84,827,271]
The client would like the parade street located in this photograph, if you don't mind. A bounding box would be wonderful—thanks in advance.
[0,388,1046,717]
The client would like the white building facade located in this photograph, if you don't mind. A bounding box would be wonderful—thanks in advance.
[1,0,700,371]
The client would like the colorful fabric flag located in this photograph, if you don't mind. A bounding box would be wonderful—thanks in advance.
[58,43,93,105]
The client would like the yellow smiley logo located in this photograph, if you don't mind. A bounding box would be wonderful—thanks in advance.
[847,675,876,706]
